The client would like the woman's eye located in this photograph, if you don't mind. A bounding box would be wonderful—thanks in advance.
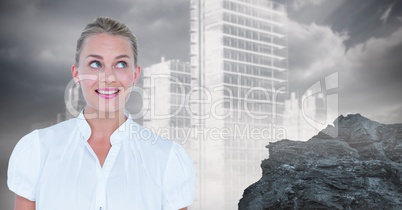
[116,61,127,69]
[89,61,102,68]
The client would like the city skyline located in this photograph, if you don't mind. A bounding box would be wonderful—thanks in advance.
[1,0,401,139]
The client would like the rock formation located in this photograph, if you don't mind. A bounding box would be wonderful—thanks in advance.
[239,114,402,210]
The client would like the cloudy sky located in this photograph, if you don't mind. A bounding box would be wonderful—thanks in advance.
[0,0,401,206]
[285,0,402,125]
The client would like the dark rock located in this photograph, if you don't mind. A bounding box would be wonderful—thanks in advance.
[239,114,402,210]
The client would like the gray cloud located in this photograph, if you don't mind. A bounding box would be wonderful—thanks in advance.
[380,3,394,24]
[287,20,348,91]
[339,28,402,122]
[281,0,402,124]
[291,0,328,10]
[287,15,402,124]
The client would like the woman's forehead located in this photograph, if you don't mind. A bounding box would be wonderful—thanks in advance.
[81,33,133,57]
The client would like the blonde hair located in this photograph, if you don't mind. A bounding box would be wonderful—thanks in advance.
[75,17,138,66]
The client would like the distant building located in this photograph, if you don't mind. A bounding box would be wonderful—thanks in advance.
[283,91,334,141]
[190,0,288,209]
[142,58,193,146]
[58,84,86,123]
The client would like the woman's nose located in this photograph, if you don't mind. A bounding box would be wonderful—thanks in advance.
[100,68,116,83]
[107,74,116,83]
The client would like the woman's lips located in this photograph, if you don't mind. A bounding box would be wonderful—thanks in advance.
[95,88,120,99]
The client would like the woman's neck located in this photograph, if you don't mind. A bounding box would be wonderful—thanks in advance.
[83,108,127,139]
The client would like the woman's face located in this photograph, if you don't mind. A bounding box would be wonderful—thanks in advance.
[72,33,140,116]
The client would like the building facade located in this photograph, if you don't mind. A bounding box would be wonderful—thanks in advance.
[283,90,338,141]
[142,58,193,145]
[190,0,288,209]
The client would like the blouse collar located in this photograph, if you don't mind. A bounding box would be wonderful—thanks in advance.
[76,110,134,145]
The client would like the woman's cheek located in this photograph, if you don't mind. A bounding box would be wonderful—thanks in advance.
[119,75,134,88]
[81,79,97,88]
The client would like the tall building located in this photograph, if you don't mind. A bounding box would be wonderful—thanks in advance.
[190,0,288,209]
[142,58,193,146]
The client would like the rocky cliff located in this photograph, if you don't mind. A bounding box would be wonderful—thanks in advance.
[239,114,402,210]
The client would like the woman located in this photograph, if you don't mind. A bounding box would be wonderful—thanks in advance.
[8,17,195,210]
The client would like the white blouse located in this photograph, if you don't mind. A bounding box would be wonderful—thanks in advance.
[7,112,196,210]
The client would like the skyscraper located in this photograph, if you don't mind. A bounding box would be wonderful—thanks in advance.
[190,0,288,209]
[142,58,193,146]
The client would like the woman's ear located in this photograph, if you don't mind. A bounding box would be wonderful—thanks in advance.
[71,64,80,84]
[133,65,141,85]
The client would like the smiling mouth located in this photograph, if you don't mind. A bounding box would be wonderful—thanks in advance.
[95,88,120,99]
[95,89,120,95]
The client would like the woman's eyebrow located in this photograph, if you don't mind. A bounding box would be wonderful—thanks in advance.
[85,54,130,60]
[115,55,130,59]
[86,54,103,59]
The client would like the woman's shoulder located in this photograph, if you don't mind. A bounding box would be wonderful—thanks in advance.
[16,118,79,150]
[38,117,78,134]
[7,118,79,201]
[127,121,174,149]
[127,121,189,163]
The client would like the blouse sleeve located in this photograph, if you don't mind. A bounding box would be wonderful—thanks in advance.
[7,130,41,201]
[162,142,196,210]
